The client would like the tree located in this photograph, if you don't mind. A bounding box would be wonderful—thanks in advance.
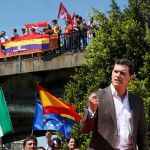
[63,0,150,149]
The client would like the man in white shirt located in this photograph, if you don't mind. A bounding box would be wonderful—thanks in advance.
[80,58,148,150]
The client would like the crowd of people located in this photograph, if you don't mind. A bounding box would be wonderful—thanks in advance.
[0,15,98,56]
[0,19,61,42]
[63,15,97,51]
[22,131,80,150]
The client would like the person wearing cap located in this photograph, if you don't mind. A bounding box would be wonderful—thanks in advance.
[52,19,61,35]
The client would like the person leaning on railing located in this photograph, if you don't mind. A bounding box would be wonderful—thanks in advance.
[64,20,73,51]
[52,19,62,53]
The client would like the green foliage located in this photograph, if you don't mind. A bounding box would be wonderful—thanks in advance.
[63,0,150,149]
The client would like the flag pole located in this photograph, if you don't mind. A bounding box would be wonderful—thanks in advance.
[44,115,53,143]
[31,130,34,136]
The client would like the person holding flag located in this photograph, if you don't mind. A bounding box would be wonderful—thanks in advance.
[45,131,53,150]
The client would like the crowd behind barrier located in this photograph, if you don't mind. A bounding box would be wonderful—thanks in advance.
[0,15,98,62]
[0,31,94,62]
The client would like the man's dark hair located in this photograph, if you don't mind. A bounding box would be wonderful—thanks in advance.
[52,19,57,23]
[37,146,46,150]
[13,28,17,32]
[53,138,61,144]
[53,137,61,146]
[114,58,135,75]
[79,16,82,20]
[75,15,79,18]
[23,136,37,147]
[66,20,71,24]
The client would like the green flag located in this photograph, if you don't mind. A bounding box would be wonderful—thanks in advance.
[0,87,13,137]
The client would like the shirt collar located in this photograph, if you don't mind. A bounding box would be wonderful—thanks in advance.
[110,84,128,98]
[110,84,117,96]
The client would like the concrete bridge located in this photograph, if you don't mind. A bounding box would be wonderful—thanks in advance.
[0,52,85,143]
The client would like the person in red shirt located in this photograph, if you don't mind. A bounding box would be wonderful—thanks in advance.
[64,20,73,51]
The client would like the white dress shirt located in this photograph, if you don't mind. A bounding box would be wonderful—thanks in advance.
[110,84,133,150]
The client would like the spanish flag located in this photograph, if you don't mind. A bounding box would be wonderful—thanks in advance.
[37,85,82,121]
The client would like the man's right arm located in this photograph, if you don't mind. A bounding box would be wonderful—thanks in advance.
[80,93,99,133]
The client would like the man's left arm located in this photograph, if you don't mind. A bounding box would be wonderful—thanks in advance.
[137,97,149,150]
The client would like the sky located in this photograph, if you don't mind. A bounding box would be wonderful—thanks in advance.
[2,0,129,147]
[0,0,128,37]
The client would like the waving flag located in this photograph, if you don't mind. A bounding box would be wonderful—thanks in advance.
[25,21,48,28]
[37,85,82,121]
[33,85,82,138]
[32,98,75,139]
[58,2,71,21]
[3,34,50,55]
[71,12,76,24]
[0,34,58,58]
[0,87,14,137]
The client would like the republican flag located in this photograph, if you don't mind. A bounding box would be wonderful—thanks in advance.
[32,98,75,139]
[2,34,50,55]
[0,87,14,137]
[58,2,71,21]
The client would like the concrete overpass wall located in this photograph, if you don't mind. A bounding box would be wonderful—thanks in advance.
[0,52,85,76]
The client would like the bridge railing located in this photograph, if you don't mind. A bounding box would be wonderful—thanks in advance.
[0,31,94,62]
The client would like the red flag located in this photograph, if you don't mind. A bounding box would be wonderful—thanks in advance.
[71,12,76,24]
[25,21,48,28]
[58,2,71,21]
